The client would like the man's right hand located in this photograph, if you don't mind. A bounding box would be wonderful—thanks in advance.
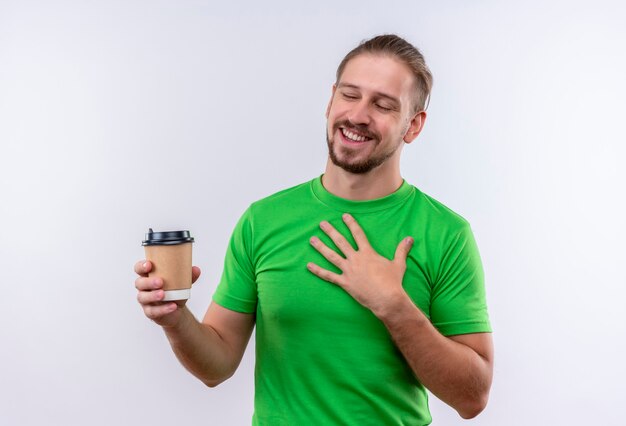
[133,259,254,387]
[134,260,202,328]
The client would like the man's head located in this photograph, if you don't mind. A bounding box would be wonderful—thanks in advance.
[325,34,432,175]
[336,34,433,114]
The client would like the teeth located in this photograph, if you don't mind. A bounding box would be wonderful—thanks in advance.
[341,128,369,142]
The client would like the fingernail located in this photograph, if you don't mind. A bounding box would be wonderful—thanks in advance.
[343,213,351,221]
[310,237,317,244]
[320,221,328,229]
[142,262,147,269]
[406,237,414,245]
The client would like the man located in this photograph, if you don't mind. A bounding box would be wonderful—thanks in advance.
[134,34,493,425]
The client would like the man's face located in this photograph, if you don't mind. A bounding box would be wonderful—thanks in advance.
[325,54,421,174]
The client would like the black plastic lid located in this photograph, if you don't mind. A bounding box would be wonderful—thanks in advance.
[142,228,194,246]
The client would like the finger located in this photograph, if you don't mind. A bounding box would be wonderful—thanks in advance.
[134,260,152,276]
[307,262,344,287]
[342,213,371,250]
[143,302,177,320]
[135,276,163,291]
[310,237,346,269]
[393,237,414,264]
[191,266,201,284]
[319,220,355,256]
[137,289,165,305]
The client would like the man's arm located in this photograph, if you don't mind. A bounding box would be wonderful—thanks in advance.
[377,296,493,419]
[135,261,255,387]
[164,302,255,387]
[307,214,493,419]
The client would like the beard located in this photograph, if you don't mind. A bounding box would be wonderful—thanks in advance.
[326,120,401,174]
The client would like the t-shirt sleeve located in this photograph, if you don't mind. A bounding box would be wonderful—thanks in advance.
[429,224,492,336]
[212,207,258,313]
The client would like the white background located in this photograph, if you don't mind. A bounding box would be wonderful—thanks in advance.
[1,0,625,424]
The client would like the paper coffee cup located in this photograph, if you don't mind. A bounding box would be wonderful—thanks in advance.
[142,229,195,301]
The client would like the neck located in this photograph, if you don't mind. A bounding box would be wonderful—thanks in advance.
[322,159,403,201]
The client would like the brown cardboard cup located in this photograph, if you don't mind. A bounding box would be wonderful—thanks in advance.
[142,229,195,301]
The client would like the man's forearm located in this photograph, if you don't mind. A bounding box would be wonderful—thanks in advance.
[376,294,493,419]
[162,307,236,387]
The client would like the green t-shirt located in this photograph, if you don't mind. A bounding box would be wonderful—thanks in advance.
[213,175,491,426]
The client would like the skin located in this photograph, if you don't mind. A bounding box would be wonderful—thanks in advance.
[323,54,425,200]
[134,52,493,419]
[134,261,254,387]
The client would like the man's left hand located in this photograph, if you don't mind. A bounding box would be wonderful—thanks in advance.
[307,213,414,316]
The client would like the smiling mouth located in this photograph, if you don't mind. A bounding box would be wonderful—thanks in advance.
[340,127,373,143]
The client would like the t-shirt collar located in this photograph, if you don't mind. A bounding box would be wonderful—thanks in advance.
[310,174,413,213]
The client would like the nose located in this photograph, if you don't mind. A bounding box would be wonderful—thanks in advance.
[347,100,371,125]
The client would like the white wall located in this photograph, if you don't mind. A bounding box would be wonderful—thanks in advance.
[1,1,625,424]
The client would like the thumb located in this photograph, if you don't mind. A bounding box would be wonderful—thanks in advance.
[191,266,202,284]
[394,237,414,264]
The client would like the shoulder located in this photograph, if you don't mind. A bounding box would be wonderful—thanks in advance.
[247,178,315,216]
[409,185,472,235]
[229,179,315,248]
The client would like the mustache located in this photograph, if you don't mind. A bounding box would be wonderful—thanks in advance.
[333,120,379,141]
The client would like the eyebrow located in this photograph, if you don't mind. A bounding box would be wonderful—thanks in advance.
[337,82,401,107]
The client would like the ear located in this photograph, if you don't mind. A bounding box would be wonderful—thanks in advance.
[325,84,337,119]
[403,110,427,144]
